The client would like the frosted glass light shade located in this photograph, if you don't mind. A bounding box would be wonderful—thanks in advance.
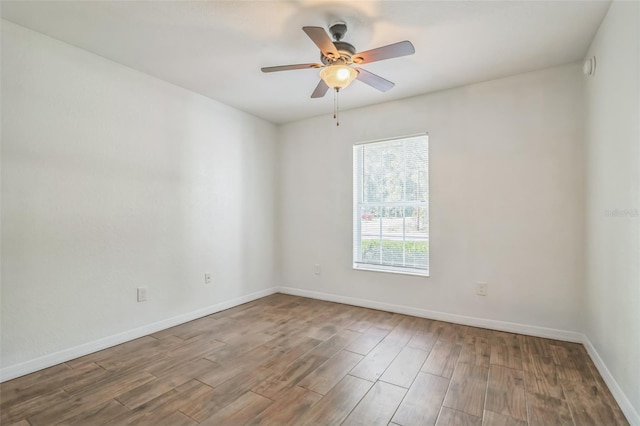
[320,65,358,89]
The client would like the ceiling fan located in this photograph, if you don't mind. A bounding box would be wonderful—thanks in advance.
[261,22,415,99]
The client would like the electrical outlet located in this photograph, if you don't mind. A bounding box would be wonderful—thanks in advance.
[204,273,212,284]
[314,264,321,275]
[476,282,488,296]
[137,287,148,302]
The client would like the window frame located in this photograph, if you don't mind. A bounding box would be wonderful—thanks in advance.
[352,133,430,277]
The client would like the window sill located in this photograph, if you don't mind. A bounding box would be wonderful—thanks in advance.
[353,264,430,277]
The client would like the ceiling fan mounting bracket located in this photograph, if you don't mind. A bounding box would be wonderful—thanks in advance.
[329,22,348,41]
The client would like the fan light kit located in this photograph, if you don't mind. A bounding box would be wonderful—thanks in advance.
[261,22,415,126]
[320,65,358,89]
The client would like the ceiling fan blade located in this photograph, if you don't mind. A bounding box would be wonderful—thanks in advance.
[302,26,339,59]
[311,79,330,98]
[355,68,395,92]
[353,41,415,64]
[261,63,322,73]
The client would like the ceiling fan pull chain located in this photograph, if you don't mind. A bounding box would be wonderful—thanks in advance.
[336,88,340,126]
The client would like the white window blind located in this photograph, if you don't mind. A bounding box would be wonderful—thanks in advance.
[353,134,429,276]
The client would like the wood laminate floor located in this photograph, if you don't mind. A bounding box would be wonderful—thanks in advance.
[0,294,629,425]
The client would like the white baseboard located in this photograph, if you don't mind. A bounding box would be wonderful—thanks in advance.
[276,286,583,342]
[582,336,640,426]
[0,287,277,383]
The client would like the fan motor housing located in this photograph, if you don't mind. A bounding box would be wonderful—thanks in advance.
[321,41,357,65]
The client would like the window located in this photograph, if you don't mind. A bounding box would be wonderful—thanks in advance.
[353,134,429,276]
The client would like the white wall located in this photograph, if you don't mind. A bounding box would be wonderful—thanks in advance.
[278,63,585,333]
[2,9,638,419]
[584,0,640,419]
[1,21,278,370]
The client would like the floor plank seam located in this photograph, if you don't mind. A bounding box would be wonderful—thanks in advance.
[481,363,491,423]
[522,365,532,426]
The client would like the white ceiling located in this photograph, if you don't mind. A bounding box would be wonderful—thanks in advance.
[1,1,610,124]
